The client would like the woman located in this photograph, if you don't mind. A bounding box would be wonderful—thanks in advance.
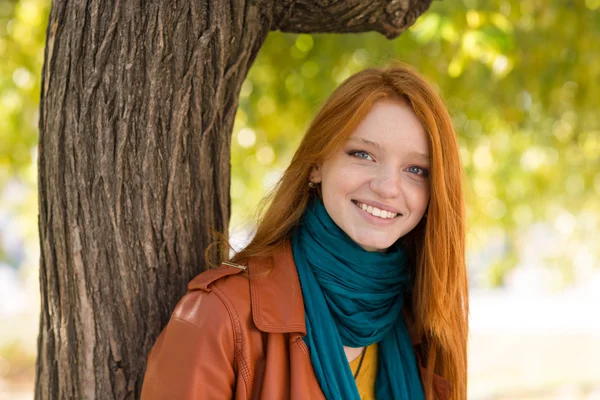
[141,63,468,400]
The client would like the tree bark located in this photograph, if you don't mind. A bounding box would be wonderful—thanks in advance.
[35,0,431,398]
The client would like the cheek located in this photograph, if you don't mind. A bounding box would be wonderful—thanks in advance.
[320,176,344,209]
[322,168,356,194]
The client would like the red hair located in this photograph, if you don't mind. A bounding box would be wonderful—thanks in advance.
[231,63,468,399]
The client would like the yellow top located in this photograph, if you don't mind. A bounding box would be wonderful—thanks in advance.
[349,342,378,400]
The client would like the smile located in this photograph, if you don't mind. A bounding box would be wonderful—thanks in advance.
[352,200,400,219]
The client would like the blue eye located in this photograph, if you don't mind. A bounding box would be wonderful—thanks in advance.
[406,166,429,177]
[348,150,373,161]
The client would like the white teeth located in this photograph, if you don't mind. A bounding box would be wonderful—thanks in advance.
[355,201,397,219]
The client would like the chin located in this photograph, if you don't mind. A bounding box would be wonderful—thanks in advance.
[354,237,397,252]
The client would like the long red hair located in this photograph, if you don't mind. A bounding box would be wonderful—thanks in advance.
[231,63,468,399]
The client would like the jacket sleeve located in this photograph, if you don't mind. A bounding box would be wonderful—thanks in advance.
[141,290,236,400]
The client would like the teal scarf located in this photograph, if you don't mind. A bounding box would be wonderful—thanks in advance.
[291,198,425,400]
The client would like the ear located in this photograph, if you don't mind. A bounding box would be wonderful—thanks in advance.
[309,164,322,183]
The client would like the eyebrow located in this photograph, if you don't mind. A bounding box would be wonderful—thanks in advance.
[406,151,431,163]
[348,137,381,149]
[348,137,430,162]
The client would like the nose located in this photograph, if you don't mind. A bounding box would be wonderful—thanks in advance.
[369,169,401,199]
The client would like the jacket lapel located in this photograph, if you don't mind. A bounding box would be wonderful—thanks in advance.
[249,242,307,335]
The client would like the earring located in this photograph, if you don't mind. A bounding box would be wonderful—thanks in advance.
[308,181,315,188]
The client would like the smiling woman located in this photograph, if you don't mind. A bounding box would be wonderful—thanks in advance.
[141,63,468,400]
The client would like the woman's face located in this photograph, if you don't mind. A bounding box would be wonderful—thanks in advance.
[310,99,430,252]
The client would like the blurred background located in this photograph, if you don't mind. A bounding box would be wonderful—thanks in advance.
[1,0,599,398]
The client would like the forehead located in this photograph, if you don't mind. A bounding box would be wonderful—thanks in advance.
[347,99,429,158]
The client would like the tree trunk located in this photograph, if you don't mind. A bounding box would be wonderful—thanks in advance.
[35,0,431,398]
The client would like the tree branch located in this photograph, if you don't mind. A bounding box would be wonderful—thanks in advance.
[273,0,433,39]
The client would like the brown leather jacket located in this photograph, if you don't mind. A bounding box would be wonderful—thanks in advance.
[141,242,451,399]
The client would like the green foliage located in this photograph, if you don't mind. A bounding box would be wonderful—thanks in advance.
[0,0,48,184]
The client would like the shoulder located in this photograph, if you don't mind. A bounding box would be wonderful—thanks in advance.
[172,262,252,330]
